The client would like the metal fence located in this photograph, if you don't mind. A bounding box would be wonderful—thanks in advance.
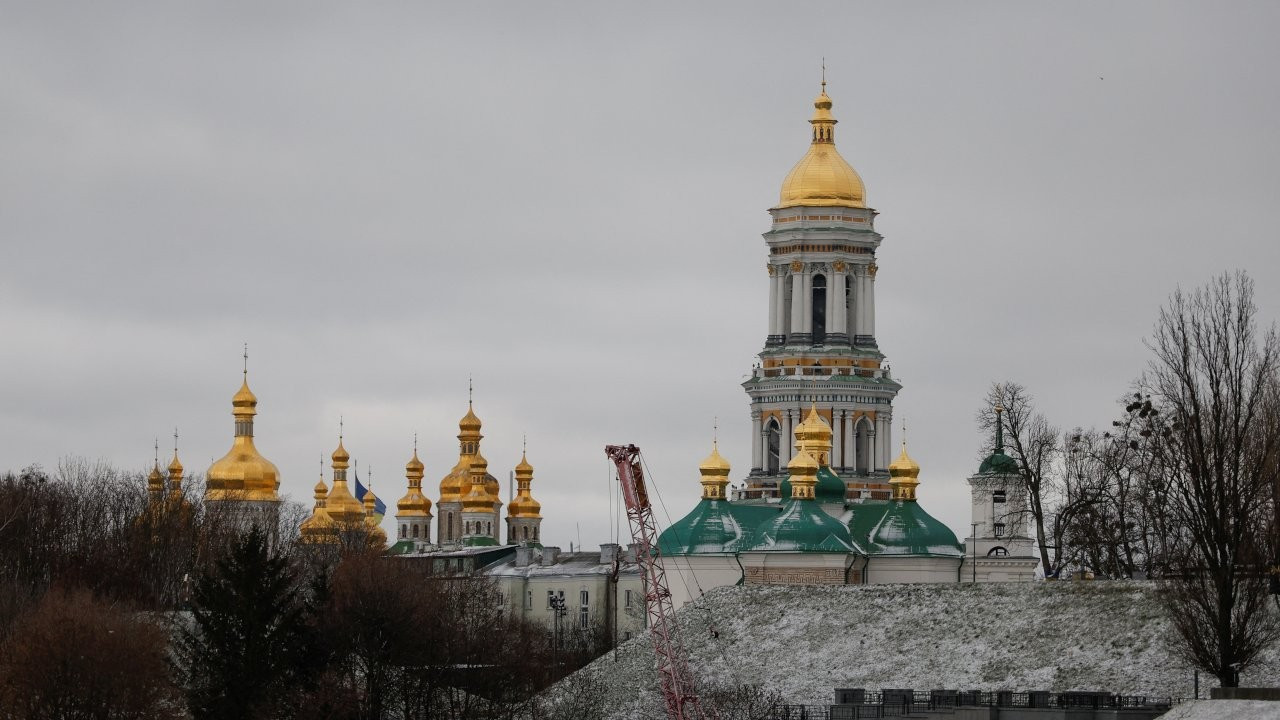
[764,689,1178,720]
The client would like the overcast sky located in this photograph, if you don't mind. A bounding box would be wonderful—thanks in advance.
[3,2,1279,550]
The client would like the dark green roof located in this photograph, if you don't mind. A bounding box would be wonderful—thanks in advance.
[386,539,417,555]
[779,466,848,503]
[462,535,500,547]
[848,500,963,557]
[744,499,861,553]
[658,499,778,556]
[979,451,1020,475]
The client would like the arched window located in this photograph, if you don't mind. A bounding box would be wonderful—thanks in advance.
[523,526,529,541]
[766,419,781,475]
[782,274,794,337]
[855,417,872,475]
[447,512,453,540]
[412,524,420,539]
[811,274,827,342]
[845,276,855,338]
[988,547,1009,558]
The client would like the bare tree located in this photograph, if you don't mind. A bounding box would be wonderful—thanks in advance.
[1144,272,1280,687]
[977,383,1063,576]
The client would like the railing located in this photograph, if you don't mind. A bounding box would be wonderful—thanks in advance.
[765,689,1179,719]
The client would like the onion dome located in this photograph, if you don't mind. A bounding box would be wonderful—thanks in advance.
[362,488,387,547]
[794,403,834,466]
[979,408,1021,475]
[888,441,921,501]
[849,500,963,558]
[207,373,281,503]
[746,453,859,554]
[323,439,366,525]
[458,404,482,439]
[785,450,819,501]
[167,451,184,482]
[776,84,866,209]
[698,443,731,501]
[147,460,164,500]
[508,452,542,518]
[396,449,432,517]
[461,478,495,512]
[300,479,336,543]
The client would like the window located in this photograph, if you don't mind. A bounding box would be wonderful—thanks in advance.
[400,524,407,539]
[412,524,420,538]
[624,589,634,608]
[523,526,528,540]
[994,522,1006,537]
[525,591,532,610]
[766,419,781,475]
[547,590,555,609]
[811,273,827,342]
[579,590,590,629]
[624,631,633,641]
[988,546,1009,558]
[993,490,1007,504]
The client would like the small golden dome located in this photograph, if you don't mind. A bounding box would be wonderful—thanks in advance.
[787,449,819,473]
[313,479,328,497]
[458,404,482,436]
[406,450,425,475]
[699,444,732,474]
[399,448,433,517]
[888,441,922,502]
[332,440,350,467]
[439,461,468,504]
[462,481,494,512]
[776,87,865,209]
[232,377,258,417]
[508,452,542,519]
[147,463,164,495]
[794,403,834,466]
[168,451,184,478]
[515,452,533,475]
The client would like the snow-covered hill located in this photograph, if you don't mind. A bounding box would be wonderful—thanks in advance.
[554,582,1280,719]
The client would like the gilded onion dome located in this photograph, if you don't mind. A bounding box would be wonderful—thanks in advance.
[324,439,367,525]
[776,84,866,209]
[440,404,483,504]
[300,478,336,543]
[397,449,432,517]
[462,453,495,512]
[147,458,165,501]
[794,403,834,466]
[888,441,922,501]
[508,452,542,518]
[785,450,819,501]
[207,373,281,503]
[166,444,191,511]
[362,488,387,545]
[698,443,731,501]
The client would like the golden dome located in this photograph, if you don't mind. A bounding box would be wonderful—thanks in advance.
[461,480,495,512]
[167,450,184,478]
[207,374,280,504]
[324,438,366,525]
[698,442,731,501]
[508,452,542,519]
[300,480,336,543]
[794,403,834,466]
[785,449,819,500]
[147,462,164,496]
[397,449,433,517]
[439,460,468,504]
[332,440,350,466]
[313,479,328,496]
[787,448,819,473]
[776,87,865,209]
[888,441,921,502]
[458,404,482,437]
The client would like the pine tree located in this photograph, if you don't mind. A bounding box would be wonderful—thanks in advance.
[177,527,317,719]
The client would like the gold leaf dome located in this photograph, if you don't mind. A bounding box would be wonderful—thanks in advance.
[397,449,432,517]
[508,452,542,519]
[207,374,280,503]
[698,442,731,501]
[888,441,922,502]
[459,404,482,436]
[794,403,834,466]
[776,87,865,209]
[462,480,495,512]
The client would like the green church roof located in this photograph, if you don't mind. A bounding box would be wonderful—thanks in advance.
[744,498,862,554]
[658,499,778,556]
[848,499,963,557]
[979,450,1020,475]
[780,465,848,503]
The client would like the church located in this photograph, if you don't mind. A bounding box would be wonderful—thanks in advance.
[657,83,1039,605]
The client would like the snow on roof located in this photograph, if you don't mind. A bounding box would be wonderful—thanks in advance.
[1162,700,1280,720]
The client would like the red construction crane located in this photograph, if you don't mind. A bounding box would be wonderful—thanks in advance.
[605,444,709,720]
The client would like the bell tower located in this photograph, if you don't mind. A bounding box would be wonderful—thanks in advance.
[740,81,901,500]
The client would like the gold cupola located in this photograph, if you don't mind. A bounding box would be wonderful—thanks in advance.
[324,438,367,525]
[462,452,495,512]
[508,451,543,518]
[206,371,281,504]
[785,449,819,501]
[300,476,336,543]
[396,447,432,518]
[362,487,387,546]
[698,442,731,500]
[888,441,921,501]
[794,403,834,466]
[440,402,483,504]
[147,447,165,504]
[776,82,866,209]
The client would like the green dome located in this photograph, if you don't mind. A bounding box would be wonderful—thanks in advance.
[659,499,777,556]
[979,450,1020,475]
[745,498,861,553]
[780,466,847,503]
[849,500,963,557]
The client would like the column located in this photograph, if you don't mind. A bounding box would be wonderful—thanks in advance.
[844,414,857,471]
[831,271,848,343]
[824,265,837,338]
[832,410,844,468]
[876,415,889,470]
[851,271,864,339]
[789,270,805,342]
[801,271,813,334]
[751,411,763,470]
[767,270,780,338]
[781,410,794,465]
[868,421,878,472]
[867,265,877,340]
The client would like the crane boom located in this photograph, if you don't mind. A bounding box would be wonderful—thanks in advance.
[605,444,708,720]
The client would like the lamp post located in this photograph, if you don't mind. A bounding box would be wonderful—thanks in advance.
[971,522,979,583]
